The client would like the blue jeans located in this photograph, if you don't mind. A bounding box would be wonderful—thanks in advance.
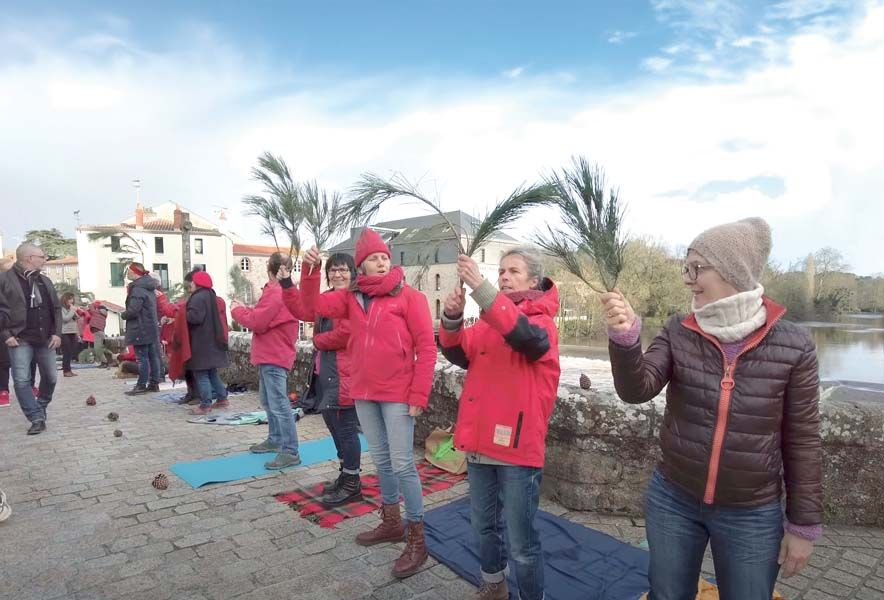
[194,368,228,409]
[354,400,423,522]
[258,364,299,455]
[645,469,783,600]
[322,408,361,474]
[468,462,544,600]
[9,342,58,423]
[134,343,162,387]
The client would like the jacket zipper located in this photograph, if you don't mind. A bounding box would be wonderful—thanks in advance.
[512,411,524,449]
[693,310,784,504]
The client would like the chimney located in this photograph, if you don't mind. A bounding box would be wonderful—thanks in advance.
[135,203,144,228]
[173,206,184,230]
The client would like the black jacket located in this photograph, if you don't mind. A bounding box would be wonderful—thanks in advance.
[186,288,229,370]
[0,266,62,343]
[121,275,159,346]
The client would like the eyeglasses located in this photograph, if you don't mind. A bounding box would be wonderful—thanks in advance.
[328,268,350,276]
[682,262,716,282]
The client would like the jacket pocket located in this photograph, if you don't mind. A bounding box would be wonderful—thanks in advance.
[512,411,524,449]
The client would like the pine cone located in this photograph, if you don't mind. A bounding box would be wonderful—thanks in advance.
[152,474,169,490]
[113,429,123,437]
[107,412,119,422]
[579,373,591,390]
[86,395,97,406]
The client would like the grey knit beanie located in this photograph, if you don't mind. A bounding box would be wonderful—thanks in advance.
[688,217,772,292]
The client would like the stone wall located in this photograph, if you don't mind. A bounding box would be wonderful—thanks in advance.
[112,333,884,526]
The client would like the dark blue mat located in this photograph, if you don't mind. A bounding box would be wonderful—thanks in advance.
[424,497,649,600]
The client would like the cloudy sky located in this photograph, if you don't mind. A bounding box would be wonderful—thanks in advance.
[1,0,882,275]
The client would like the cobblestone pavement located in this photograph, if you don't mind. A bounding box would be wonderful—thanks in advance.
[1,369,882,599]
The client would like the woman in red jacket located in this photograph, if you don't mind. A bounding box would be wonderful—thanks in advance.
[293,229,435,580]
[600,218,821,599]
[231,253,301,470]
[439,247,560,600]
[280,253,362,506]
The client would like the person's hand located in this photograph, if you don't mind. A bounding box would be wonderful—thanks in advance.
[5,337,19,348]
[408,405,424,417]
[599,288,636,333]
[778,533,814,578]
[303,246,321,267]
[443,286,466,318]
[456,255,483,290]
[230,300,243,311]
[48,335,61,350]
[160,316,175,326]
[276,264,291,280]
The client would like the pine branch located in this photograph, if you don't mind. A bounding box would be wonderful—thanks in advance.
[533,225,607,293]
[302,180,344,249]
[466,182,557,256]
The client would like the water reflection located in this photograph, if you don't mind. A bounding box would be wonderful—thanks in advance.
[560,313,884,385]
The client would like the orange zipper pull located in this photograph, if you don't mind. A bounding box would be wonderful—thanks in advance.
[721,364,735,390]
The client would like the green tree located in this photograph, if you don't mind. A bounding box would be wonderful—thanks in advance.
[24,228,76,259]
[242,152,303,256]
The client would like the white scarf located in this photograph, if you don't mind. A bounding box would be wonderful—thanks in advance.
[692,285,767,343]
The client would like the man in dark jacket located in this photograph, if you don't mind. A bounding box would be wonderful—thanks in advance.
[186,271,229,415]
[0,243,62,435]
[121,263,162,396]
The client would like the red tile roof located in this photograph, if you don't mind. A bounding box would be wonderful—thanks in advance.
[233,243,287,256]
[46,256,78,265]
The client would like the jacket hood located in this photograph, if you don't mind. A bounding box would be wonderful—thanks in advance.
[131,274,158,292]
[516,278,559,318]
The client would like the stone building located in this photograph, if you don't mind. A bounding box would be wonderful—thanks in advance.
[327,211,523,324]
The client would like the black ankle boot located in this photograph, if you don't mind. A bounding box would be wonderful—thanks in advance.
[320,473,362,507]
[321,465,344,493]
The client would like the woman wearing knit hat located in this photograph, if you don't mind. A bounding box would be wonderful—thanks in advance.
[293,229,436,580]
[185,271,230,415]
[600,218,822,599]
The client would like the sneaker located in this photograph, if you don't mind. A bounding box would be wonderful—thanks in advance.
[146,382,160,392]
[265,452,301,470]
[0,391,9,407]
[249,440,280,454]
[213,398,230,409]
[475,580,509,600]
[27,421,46,435]
[125,385,148,396]
[189,405,212,416]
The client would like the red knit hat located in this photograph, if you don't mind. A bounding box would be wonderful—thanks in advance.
[192,271,213,289]
[128,263,149,277]
[354,228,391,267]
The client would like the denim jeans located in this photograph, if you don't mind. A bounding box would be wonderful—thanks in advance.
[9,342,58,423]
[645,469,783,600]
[134,343,162,387]
[194,368,228,408]
[354,400,423,522]
[468,462,544,600]
[322,408,361,474]
[258,364,299,455]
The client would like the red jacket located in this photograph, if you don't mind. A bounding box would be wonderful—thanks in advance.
[288,267,436,408]
[155,290,175,347]
[439,281,561,467]
[231,281,299,370]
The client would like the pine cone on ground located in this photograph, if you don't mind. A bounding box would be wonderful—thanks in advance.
[107,412,119,421]
[113,429,123,437]
[579,373,591,390]
[152,474,169,490]
[86,395,96,406]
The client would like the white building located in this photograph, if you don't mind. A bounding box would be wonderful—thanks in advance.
[76,203,234,335]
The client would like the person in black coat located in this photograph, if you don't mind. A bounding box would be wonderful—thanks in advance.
[121,263,162,395]
[186,271,229,415]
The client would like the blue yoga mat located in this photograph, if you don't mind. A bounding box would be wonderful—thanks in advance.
[171,434,368,488]
[424,497,650,600]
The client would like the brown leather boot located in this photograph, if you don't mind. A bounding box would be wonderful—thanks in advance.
[392,520,428,579]
[355,503,406,546]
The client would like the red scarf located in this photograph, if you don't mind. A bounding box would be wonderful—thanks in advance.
[356,266,405,297]
[505,289,544,304]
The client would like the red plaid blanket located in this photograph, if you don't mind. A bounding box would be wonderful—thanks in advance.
[274,461,466,529]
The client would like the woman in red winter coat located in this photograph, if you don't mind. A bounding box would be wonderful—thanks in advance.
[292,230,435,580]
[439,247,560,600]
[279,253,362,506]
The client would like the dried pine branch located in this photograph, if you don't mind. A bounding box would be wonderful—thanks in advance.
[302,180,344,249]
[244,152,303,257]
[532,225,607,294]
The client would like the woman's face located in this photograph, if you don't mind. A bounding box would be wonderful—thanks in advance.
[64,297,74,308]
[498,255,538,292]
[327,263,352,290]
[683,250,738,308]
[360,252,391,276]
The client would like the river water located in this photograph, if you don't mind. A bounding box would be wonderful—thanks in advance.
[560,313,884,386]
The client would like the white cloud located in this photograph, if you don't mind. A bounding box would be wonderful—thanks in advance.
[607,30,637,44]
[1,6,883,275]
[502,66,525,79]
[642,56,673,72]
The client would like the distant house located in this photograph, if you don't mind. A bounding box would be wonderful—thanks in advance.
[76,202,234,335]
[44,256,79,288]
[328,210,523,323]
